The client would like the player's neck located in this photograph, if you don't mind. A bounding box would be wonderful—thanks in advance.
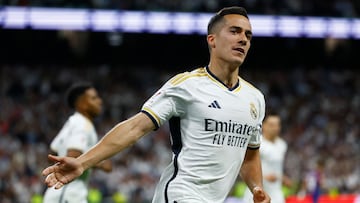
[208,61,239,89]
[78,110,95,122]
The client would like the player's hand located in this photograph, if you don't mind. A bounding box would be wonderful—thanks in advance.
[42,154,84,189]
[253,186,271,203]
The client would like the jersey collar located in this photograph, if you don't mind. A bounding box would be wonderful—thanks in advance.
[205,66,241,92]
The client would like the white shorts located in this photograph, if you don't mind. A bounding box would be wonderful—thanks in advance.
[43,180,88,203]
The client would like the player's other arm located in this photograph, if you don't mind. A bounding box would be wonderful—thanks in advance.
[240,148,263,192]
[282,174,293,187]
[42,112,155,188]
[94,159,112,173]
[240,148,271,203]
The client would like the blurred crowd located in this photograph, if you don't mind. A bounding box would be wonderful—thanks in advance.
[0,64,359,203]
[1,0,359,17]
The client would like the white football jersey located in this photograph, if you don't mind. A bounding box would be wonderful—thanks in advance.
[243,137,287,203]
[50,112,98,157]
[43,112,98,203]
[142,67,265,203]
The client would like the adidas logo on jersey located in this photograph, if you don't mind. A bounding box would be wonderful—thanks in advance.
[208,100,221,109]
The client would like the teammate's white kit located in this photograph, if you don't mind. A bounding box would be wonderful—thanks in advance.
[43,112,98,203]
[243,137,287,203]
[142,67,265,203]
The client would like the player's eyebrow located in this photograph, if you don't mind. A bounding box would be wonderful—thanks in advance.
[229,26,252,34]
[229,26,253,38]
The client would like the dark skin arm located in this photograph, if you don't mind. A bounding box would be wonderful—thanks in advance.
[67,149,82,158]
[282,174,293,187]
[240,148,271,203]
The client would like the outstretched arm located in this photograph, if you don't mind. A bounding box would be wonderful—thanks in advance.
[67,146,113,173]
[240,148,271,203]
[42,112,155,188]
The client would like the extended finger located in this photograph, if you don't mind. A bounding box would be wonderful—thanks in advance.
[42,164,58,176]
[54,181,64,189]
[45,173,57,187]
[48,154,62,162]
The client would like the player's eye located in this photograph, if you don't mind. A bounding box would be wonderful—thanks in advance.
[245,31,253,40]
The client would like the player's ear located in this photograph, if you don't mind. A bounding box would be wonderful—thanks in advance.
[207,34,216,49]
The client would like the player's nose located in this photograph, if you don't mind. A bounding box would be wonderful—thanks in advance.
[237,31,248,45]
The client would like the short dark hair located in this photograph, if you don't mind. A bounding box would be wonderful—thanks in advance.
[207,6,249,34]
[66,82,93,109]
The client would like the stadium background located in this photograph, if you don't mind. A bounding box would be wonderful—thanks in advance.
[0,1,359,203]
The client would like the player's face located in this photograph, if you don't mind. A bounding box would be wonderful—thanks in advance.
[82,88,103,117]
[263,116,281,138]
[209,14,252,66]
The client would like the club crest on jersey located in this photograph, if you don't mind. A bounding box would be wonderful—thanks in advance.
[250,103,258,120]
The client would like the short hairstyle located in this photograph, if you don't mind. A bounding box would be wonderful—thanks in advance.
[66,82,93,109]
[207,6,249,34]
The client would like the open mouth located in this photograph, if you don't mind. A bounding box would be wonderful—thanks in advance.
[233,47,245,54]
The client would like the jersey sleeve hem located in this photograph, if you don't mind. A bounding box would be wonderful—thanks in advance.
[247,144,260,150]
[141,108,160,130]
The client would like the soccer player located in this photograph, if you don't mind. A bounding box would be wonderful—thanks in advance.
[43,82,112,203]
[243,112,289,203]
[42,7,270,203]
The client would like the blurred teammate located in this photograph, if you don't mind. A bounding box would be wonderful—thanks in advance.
[42,7,270,203]
[243,112,289,203]
[43,82,112,203]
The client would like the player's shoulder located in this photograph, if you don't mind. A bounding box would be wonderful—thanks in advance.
[169,67,207,86]
[279,137,288,146]
[68,112,92,128]
[69,112,85,123]
[240,77,264,97]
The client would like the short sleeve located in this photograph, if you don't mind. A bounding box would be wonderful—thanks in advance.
[50,136,61,153]
[141,75,189,130]
[50,120,70,153]
[247,93,266,149]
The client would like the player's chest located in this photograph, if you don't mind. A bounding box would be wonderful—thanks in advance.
[186,88,260,124]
